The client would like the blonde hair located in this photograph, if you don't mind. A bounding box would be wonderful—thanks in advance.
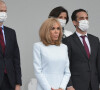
[39,18,62,46]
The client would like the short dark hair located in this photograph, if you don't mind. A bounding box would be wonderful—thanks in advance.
[71,9,88,21]
[48,6,69,24]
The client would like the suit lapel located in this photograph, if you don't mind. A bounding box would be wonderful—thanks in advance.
[0,26,5,55]
[87,34,93,59]
[73,33,89,59]
[0,43,3,55]
[4,26,9,55]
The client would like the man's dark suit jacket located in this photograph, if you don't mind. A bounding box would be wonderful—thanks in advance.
[0,26,22,88]
[62,32,100,90]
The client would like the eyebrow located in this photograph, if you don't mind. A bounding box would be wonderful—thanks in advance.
[80,16,88,18]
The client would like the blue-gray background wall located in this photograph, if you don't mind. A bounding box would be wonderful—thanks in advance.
[3,0,100,90]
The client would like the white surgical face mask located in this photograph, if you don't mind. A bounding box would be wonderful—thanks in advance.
[0,12,7,22]
[57,19,66,27]
[78,20,89,31]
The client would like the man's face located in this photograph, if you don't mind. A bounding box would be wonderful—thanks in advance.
[0,2,7,12]
[76,11,88,21]
[73,11,88,29]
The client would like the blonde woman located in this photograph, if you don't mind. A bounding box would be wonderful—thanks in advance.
[33,18,70,90]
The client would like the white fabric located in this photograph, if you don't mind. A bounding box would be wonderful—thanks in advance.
[33,42,71,90]
[63,29,73,37]
[57,19,66,27]
[78,20,89,31]
[0,12,7,22]
[28,78,37,90]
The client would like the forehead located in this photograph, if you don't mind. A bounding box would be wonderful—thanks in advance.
[52,22,60,26]
[0,2,7,10]
[59,12,67,16]
[76,11,88,18]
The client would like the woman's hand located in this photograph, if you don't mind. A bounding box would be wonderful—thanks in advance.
[51,88,63,90]
[15,85,20,90]
[67,86,75,90]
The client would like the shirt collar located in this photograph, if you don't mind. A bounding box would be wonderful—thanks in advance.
[76,31,87,37]
[0,25,4,30]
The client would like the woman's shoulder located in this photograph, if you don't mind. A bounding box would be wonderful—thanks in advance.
[60,43,68,49]
[64,29,72,33]
[64,29,72,34]
[33,42,44,48]
[34,42,42,45]
[63,29,73,37]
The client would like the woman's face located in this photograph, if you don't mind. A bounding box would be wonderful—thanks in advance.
[50,23,61,42]
[58,12,67,20]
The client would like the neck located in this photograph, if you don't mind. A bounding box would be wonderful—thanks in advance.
[0,23,3,27]
[76,28,87,35]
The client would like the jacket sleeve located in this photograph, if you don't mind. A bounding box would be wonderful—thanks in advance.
[97,38,100,83]
[62,37,73,87]
[13,30,22,85]
[59,46,71,89]
[33,43,51,90]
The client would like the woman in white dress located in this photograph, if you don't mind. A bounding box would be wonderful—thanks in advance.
[48,6,73,39]
[33,18,71,90]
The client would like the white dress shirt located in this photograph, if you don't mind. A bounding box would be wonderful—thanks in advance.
[0,25,6,44]
[76,31,91,53]
[33,42,71,90]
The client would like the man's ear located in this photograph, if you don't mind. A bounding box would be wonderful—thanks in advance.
[72,21,77,26]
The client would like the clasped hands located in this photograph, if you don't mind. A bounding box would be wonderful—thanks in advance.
[51,86,75,90]
[51,88,63,90]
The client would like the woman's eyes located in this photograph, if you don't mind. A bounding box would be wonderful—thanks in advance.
[51,27,60,30]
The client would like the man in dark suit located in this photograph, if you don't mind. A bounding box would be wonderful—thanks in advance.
[0,1,22,90]
[63,9,100,90]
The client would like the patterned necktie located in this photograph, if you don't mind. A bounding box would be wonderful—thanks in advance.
[81,35,90,58]
[0,27,7,73]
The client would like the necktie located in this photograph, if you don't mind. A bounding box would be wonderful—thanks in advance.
[0,27,7,73]
[81,35,90,58]
[0,27,5,54]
